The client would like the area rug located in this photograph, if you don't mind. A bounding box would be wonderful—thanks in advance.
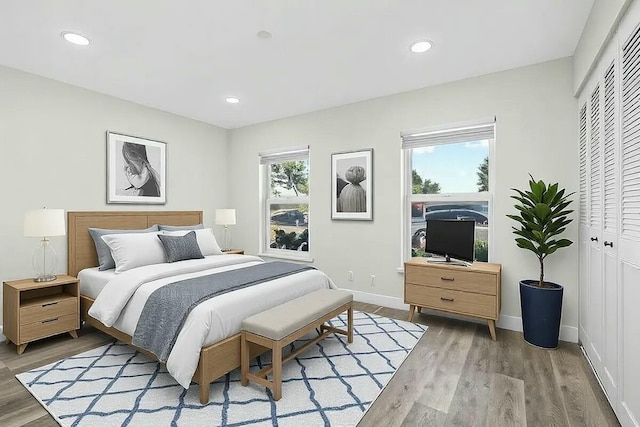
[16,311,425,427]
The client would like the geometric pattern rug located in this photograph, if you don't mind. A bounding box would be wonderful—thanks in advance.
[16,311,426,427]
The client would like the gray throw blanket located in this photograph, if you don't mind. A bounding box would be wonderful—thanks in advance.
[132,261,314,362]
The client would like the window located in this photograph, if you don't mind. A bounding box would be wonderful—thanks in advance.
[401,120,495,263]
[259,146,310,259]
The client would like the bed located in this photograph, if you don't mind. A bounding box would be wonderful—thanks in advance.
[68,211,334,404]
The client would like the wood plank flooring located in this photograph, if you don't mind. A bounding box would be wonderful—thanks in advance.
[0,302,620,426]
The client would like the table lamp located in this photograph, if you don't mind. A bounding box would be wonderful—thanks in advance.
[215,209,236,251]
[24,208,66,282]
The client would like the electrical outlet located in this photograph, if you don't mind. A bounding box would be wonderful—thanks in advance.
[348,271,354,281]
[370,275,376,286]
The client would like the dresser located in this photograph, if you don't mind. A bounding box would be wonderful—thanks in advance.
[3,275,80,354]
[404,259,502,340]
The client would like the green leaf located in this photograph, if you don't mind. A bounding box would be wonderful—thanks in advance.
[515,238,538,254]
[534,203,551,220]
[554,239,573,248]
[543,183,558,204]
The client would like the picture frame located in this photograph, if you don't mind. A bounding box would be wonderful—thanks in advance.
[331,148,373,220]
[107,131,166,204]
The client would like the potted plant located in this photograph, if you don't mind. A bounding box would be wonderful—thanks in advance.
[507,175,574,348]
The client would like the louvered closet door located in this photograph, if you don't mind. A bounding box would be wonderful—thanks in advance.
[578,99,591,354]
[600,49,619,403]
[618,7,640,426]
[578,101,591,349]
[587,81,605,375]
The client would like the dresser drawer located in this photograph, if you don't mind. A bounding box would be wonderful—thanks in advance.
[405,284,497,319]
[405,266,496,295]
[20,296,77,325]
[20,313,78,343]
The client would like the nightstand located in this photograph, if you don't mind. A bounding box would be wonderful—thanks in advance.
[222,249,244,255]
[3,275,80,354]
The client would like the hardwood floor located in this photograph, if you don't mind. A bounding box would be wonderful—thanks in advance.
[0,302,619,426]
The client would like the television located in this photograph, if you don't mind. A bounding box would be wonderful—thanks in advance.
[425,219,475,264]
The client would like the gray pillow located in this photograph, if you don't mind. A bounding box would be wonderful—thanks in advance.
[89,225,159,271]
[157,231,204,263]
[157,223,204,231]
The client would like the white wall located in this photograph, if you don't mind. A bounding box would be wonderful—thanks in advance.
[228,58,580,336]
[0,65,228,326]
[573,0,632,94]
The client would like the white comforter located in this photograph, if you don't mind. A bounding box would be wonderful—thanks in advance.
[88,255,336,388]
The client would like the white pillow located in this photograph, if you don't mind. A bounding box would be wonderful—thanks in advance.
[101,232,166,273]
[162,228,223,256]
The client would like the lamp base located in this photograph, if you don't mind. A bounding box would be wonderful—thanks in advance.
[34,274,57,283]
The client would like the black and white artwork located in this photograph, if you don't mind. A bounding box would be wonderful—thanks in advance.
[331,149,373,220]
[107,132,166,204]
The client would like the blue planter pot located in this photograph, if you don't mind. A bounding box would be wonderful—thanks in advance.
[519,280,563,349]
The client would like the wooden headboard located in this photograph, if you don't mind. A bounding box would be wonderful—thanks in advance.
[67,211,203,277]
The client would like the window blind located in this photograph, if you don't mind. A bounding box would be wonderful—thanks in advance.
[259,146,309,164]
[401,120,495,150]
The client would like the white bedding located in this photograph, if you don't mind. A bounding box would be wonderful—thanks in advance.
[87,255,336,388]
[78,267,117,299]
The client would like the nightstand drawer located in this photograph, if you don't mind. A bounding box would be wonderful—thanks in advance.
[20,313,78,343]
[20,296,77,325]
[405,284,497,319]
[405,266,496,295]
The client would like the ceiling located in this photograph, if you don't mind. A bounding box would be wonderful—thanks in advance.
[0,1,593,129]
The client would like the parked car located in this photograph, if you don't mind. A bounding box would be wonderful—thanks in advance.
[270,209,308,226]
[424,209,488,225]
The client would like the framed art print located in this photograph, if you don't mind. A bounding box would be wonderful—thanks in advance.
[331,148,373,220]
[107,131,166,204]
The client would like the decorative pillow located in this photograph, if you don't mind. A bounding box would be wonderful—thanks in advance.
[162,228,223,256]
[157,231,204,263]
[89,225,159,271]
[101,232,165,273]
[158,223,204,231]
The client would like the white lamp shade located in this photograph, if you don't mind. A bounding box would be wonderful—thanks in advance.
[24,208,66,237]
[215,209,236,226]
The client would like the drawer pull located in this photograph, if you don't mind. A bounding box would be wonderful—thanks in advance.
[440,277,455,281]
[42,318,59,324]
[604,241,614,247]
[440,297,454,302]
[42,302,59,307]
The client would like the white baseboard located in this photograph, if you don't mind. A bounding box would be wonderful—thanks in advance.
[496,314,578,343]
[345,289,579,343]
[348,289,409,311]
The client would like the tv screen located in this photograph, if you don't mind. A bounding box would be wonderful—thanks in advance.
[425,219,475,262]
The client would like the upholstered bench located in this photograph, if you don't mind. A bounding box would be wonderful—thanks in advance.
[240,289,353,400]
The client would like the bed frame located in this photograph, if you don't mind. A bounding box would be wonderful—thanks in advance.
[68,211,266,404]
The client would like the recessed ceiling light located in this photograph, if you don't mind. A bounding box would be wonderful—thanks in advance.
[61,32,90,46]
[225,97,240,104]
[410,40,432,53]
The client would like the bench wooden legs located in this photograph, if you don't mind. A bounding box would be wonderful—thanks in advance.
[240,331,249,387]
[241,303,353,401]
[272,343,283,400]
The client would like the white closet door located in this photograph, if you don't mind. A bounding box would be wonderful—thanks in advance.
[587,81,605,372]
[578,100,592,347]
[601,47,619,403]
[618,6,640,426]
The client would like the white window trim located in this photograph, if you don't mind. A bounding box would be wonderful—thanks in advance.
[399,121,496,271]
[259,147,312,261]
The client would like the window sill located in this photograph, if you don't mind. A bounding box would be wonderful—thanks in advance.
[258,252,314,263]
